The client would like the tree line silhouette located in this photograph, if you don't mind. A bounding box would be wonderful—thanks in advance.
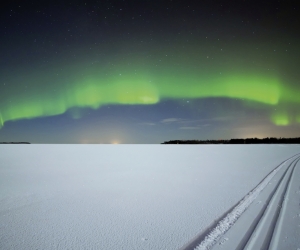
[0,142,30,144]
[162,137,300,144]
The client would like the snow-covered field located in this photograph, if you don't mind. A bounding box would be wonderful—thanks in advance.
[0,145,300,250]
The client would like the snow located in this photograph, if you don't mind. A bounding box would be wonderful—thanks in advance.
[0,145,299,250]
[269,158,300,249]
[189,151,300,250]
[194,158,284,250]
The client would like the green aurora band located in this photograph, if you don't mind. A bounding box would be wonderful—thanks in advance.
[0,71,300,128]
[271,112,290,126]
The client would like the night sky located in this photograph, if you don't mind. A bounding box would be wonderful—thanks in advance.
[0,1,299,143]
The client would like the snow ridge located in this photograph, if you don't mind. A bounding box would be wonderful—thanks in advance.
[193,154,299,250]
[244,156,300,249]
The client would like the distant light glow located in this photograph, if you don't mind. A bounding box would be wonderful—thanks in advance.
[111,141,120,144]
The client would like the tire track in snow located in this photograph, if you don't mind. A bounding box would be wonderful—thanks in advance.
[180,153,300,250]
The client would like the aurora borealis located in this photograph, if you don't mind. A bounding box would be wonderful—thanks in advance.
[0,1,299,143]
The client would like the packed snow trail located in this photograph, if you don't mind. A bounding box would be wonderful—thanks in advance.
[243,156,300,250]
[180,153,300,250]
[269,155,300,249]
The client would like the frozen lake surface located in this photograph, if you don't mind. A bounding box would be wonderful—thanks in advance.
[0,145,300,249]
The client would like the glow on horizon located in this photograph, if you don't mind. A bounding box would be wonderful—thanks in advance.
[111,140,121,144]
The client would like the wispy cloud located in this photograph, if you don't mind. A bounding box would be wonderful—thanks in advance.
[161,118,184,123]
[179,126,202,130]
[177,117,231,124]
[160,116,229,127]
[138,122,156,126]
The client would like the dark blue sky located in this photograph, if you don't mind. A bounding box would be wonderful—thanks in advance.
[0,1,299,143]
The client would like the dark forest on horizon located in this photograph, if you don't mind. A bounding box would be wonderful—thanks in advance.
[0,142,31,144]
[162,137,300,144]
[1,137,300,144]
